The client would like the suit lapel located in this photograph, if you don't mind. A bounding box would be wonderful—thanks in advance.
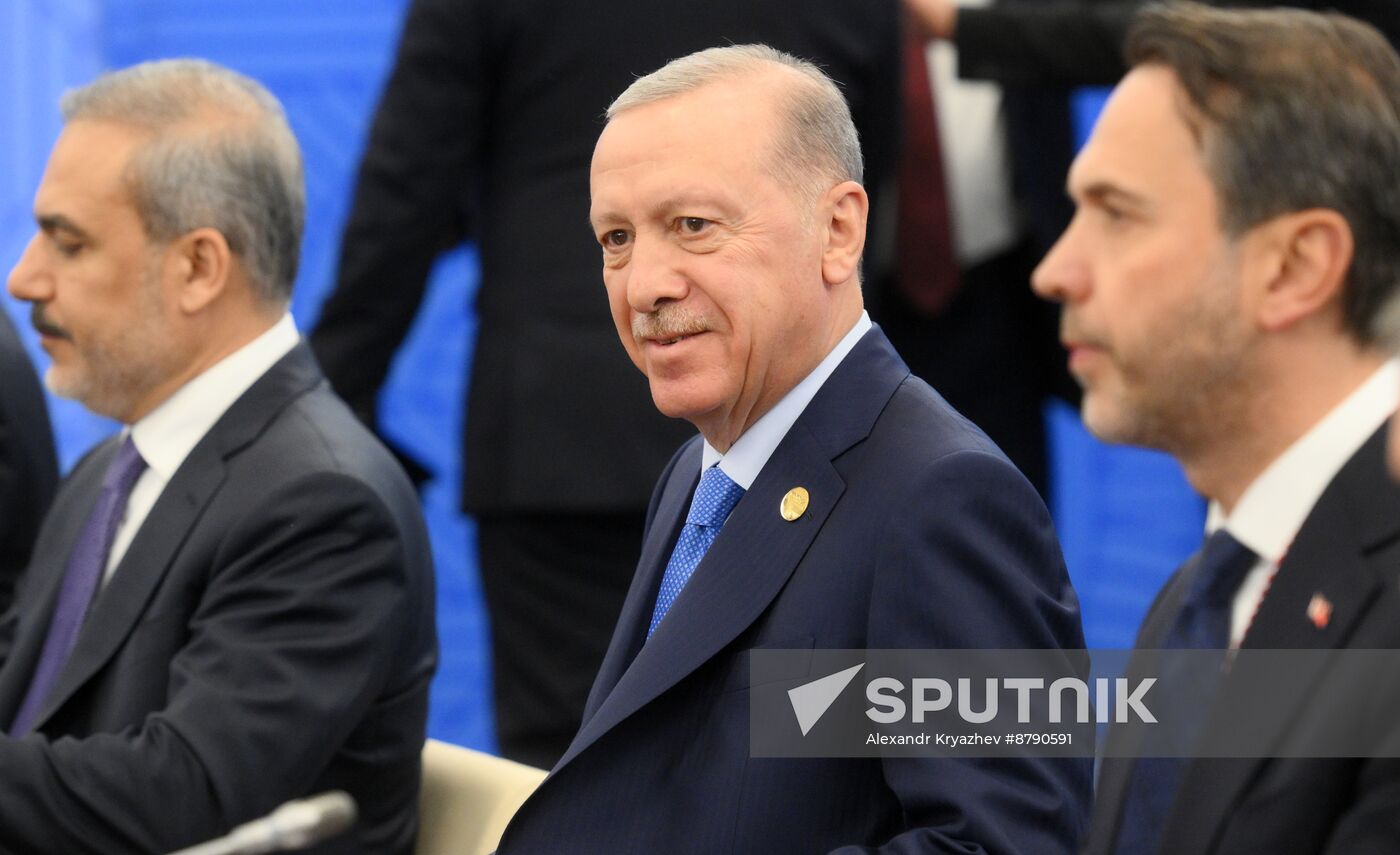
[581,440,701,724]
[25,344,325,730]
[557,327,908,771]
[1158,427,1400,854]
[0,450,111,722]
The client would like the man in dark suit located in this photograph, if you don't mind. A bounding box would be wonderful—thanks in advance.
[496,45,1090,853]
[907,0,1400,85]
[1031,6,1400,853]
[308,0,901,768]
[0,309,58,616]
[0,59,436,854]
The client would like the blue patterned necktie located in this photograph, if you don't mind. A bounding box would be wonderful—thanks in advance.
[1113,529,1258,855]
[647,466,745,638]
[9,436,147,736]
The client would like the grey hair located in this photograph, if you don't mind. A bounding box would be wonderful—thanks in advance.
[61,58,305,303]
[1126,3,1400,346]
[606,44,863,204]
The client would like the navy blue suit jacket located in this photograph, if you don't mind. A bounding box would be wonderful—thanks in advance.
[497,327,1091,854]
[1085,427,1400,855]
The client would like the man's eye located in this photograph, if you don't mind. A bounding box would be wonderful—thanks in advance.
[679,217,709,234]
[602,229,630,248]
[53,240,83,258]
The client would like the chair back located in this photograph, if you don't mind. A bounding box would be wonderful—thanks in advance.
[416,739,547,855]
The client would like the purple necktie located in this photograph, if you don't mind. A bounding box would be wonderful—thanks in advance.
[9,436,147,736]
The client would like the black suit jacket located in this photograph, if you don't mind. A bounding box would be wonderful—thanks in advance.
[1085,427,1400,855]
[496,329,1091,854]
[0,310,58,617]
[956,0,1400,88]
[310,0,901,514]
[0,344,437,855]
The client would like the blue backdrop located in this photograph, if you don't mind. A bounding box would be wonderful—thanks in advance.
[1,1,1203,753]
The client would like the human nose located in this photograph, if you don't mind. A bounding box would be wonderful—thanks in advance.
[1030,219,1091,305]
[625,237,689,314]
[7,234,50,304]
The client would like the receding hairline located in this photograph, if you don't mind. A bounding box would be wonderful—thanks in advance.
[604,54,860,201]
[607,56,821,121]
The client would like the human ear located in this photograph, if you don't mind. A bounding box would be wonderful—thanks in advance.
[168,227,233,315]
[820,181,869,286]
[1249,209,1353,333]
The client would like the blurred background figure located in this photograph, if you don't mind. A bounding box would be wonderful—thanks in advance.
[0,309,58,617]
[892,0,1400,499]
[309,0,901,768]
[905,0,1400,82]
[1031,6,1400,852]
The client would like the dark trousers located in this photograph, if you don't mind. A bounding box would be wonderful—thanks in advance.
[476,511,645,768]
[878,240,1070,498]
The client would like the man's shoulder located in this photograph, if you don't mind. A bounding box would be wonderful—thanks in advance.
[242,382,419,506]
[856,373,1026,492]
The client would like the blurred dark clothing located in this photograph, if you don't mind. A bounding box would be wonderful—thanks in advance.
[0,310,58,618]
[955,0,1400,87]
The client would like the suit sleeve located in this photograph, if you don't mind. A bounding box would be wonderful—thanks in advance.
[0,473,417,854]
[955,1,1142,87]
[832,449,1091,855]
[308,0,488,425]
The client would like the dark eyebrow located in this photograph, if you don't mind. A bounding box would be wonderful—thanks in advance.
[36,213,93,242]
[1075,181,1150,211]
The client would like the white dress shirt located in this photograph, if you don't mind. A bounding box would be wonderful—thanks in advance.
[700,312,873,486]
[931,0,1019,267]
[105,314,300,583]
[1207,360,1400,647]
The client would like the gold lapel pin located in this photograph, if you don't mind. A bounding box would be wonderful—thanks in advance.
[1306,593,1333,630]
[780,487,809,522]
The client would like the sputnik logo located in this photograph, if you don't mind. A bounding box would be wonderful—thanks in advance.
[787,664,864,736]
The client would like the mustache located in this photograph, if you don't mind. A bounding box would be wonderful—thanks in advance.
[1059,316,1106,351]
[632,306,709,342]
[30,304,70,341]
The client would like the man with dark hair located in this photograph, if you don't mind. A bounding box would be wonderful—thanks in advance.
[1032,5,1400,853]
[497,44,1089,854]
[0,59,436,854]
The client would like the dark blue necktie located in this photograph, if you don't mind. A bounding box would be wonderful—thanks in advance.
[647,466,744,638]
[1113,529,1258,855]
[9,436,147,736]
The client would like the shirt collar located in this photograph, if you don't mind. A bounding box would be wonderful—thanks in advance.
[701,311,872,487]
[1207,359,1400,562]
[129,314,300,480]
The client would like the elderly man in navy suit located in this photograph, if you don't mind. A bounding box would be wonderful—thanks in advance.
[496,44,1089,854]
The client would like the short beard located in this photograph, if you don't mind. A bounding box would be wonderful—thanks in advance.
[49,264,178,422]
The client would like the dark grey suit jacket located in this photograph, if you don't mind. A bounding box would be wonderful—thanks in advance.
[0,343,437,855]
[1085,427,1400,855]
